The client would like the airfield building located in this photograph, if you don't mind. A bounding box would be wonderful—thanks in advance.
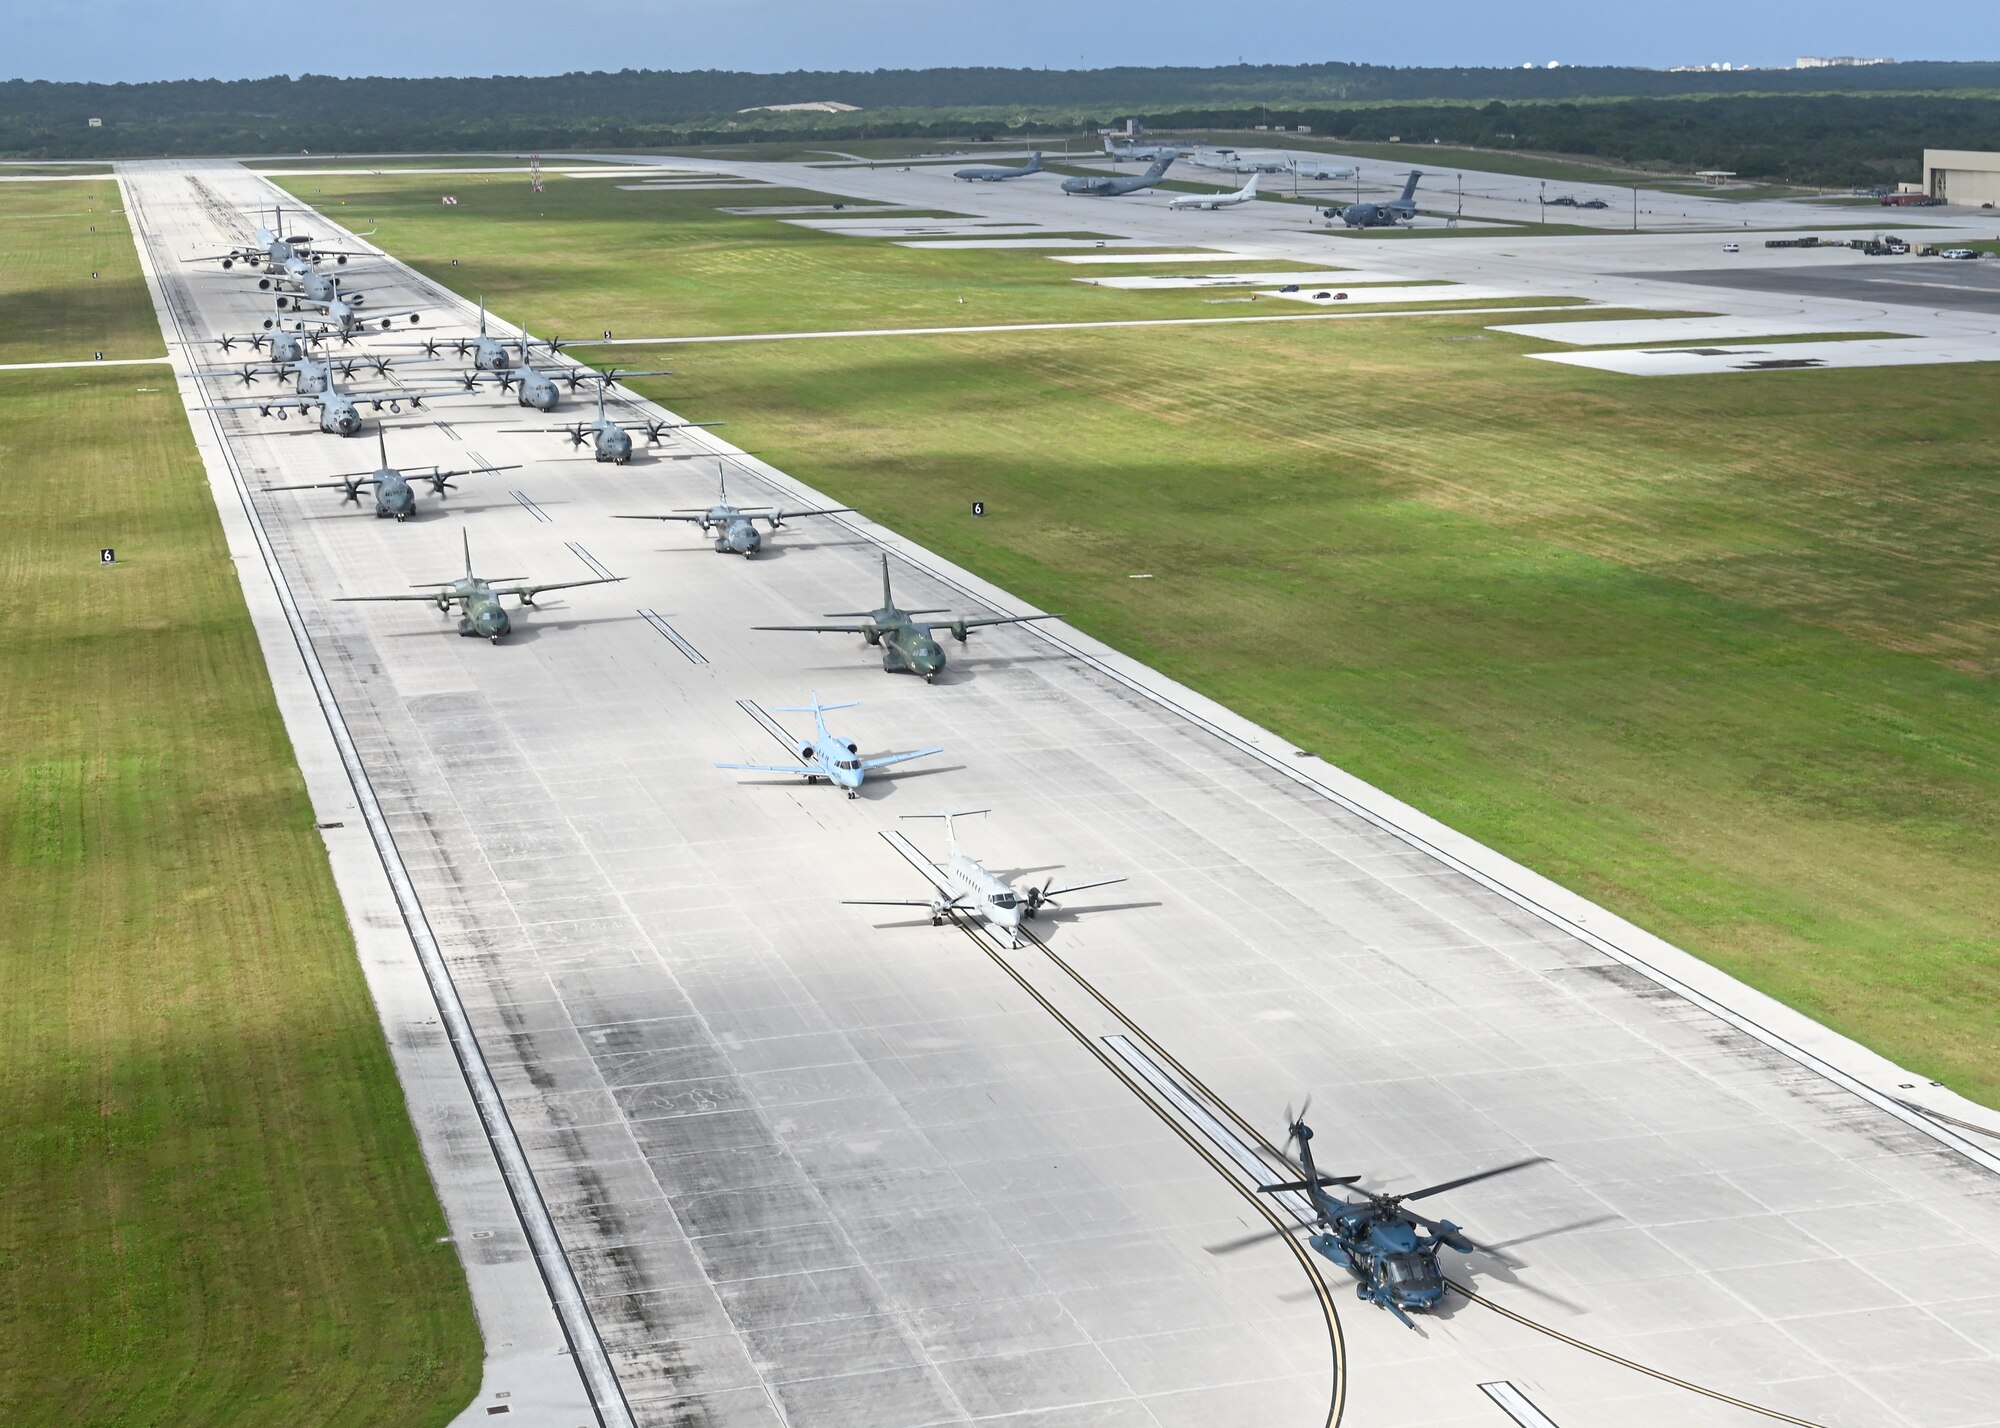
[1923,149,2000,206]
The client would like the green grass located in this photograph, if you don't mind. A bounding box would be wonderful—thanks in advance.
[0,191,479,1426]
[274,172,1571,336]
[279,168,2000,1108]
[0,181,160,364]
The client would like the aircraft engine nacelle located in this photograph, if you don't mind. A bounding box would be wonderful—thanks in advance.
[258,277,273,290]
[798,743,816,761]
[518,593,536,607]
[336,254,348,265]
[862,631,881,646]
[221,258,234,269]
[948,620,970,643]
[846,742,859,755]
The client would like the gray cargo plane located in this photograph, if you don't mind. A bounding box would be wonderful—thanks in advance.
[1063,153,1176,197]
[204,349,391,395]
[504,384,718,464]
[336,531,622,642]
[273,292,424,339]
[262,430,518,520]
[198,371,465,437]
[1104,137,1181,163]
[462,330,668,412]
[755,553,1059,681]
[954,153,1044,182]
[614,466,849,556]
[845,810,1127,947]
[716,695,942,798]
[1329,171,1424,228]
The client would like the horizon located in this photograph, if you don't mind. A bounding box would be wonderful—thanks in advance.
[7,2,1995,86]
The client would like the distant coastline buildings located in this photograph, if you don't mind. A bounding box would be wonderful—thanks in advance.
[736,101,861,114]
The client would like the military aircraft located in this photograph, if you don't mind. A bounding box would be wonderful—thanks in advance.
[1189,148,1289,174]
[715,694,942,798]
[175,327,325,369]
[845,810,1126,947]
[1104,137,1181,163]
[755,553,1060,681]
[388,297,518,371]
[1170,173,1260,211]
[185,204,371,271]
[262,430,518,520]
[613,465,849,556]
[335,531,623,642]
[1209,1105,1550,1327]
[260,253,354,307]
[1327,171,1424,228]
[202,349,392,395]
[197,371,467,437]
[1063,153,1177,197]
[1289,157,1357,181]
[504,384,716,463]
[954,152,1045,182]
[461,330,668,413]
[271,292,424,339]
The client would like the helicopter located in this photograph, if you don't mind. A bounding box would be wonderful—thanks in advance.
[1210,1104,1549,1327]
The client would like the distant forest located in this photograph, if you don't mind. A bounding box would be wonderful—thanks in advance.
[5,61,1998,184]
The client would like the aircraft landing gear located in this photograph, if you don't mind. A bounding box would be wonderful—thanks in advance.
[489,635,501,644]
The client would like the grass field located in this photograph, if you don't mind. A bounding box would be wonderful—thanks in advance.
[0,180,161,365]
[273,172,2000,1109]
[274,170,1581,336]
[0,190,478,1424]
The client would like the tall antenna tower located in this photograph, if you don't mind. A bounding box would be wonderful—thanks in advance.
[530,154,544,194]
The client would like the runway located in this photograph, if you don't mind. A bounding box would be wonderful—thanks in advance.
[122,158,2000,1428]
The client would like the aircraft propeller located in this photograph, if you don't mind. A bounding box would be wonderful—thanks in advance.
[642,419,674,445]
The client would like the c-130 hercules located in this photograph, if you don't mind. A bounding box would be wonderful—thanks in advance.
[755,554,1060,681]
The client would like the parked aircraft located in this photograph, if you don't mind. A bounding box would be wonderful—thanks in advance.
[1063,154,1177,197]
[1170,173,1260,211]
[186,204,370,270]
[614,466,849,556]
[262,430,517,520]
[1190,148,1289,174]
[197,372,465,437]
[845,810,1126,948]
[1328,171,1424,228]
[1104,137,1181,163]
[504,384,718,463]
[1290,157,1357,181]
[462,330,668,412]
[954,153,1044,182]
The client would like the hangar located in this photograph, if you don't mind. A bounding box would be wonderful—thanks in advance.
[1924,148,2000,206]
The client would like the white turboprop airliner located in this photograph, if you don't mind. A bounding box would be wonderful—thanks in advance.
[1169,173,1260,211]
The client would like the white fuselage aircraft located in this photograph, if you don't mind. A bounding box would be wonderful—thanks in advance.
[1170,173,1261,211]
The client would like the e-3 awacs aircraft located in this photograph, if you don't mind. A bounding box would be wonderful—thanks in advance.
[755,554,1060,681]
[335,531,623,641]
[185,204,372,270]
[262,430,518,520]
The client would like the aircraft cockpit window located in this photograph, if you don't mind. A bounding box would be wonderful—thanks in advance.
[1379,1254,1438,1290]
[835,758,860,771]
[990,892,1018,908]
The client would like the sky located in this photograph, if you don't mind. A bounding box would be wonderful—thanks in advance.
[6,0,1994,83]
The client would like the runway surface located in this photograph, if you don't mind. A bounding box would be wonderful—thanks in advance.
[122,157,2000,1428]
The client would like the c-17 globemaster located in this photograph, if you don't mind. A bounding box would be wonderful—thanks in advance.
[262,430,519,520]
[1062,153,1176,197]
[845,810,1127,947]
[614,465,848,556]
[755,553,1060,682]
[336,531,623,642]
[715,694,942,798]
[1328,171,1424,228]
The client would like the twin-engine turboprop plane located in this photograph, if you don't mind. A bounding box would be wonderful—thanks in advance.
[262,431,518,520]
[755,554,1058,681]
[335,531,622,641]
[716,695,942,798]
[614,466,848,556]
[845,810,1126,947]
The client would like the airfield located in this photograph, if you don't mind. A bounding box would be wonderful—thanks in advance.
[115,152,2000,1428]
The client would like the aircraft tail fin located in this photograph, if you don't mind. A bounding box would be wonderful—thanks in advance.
[478,295,486,334]
[1243,173,1260,198]
[377,428,388,470]
[901,808,990,859]
[1026,153,1043,171]
[462,528,473,577]
[775,692,859,732]
[1146,153,1175,178]
[880,552,894,610]
[1399,170,1423,203]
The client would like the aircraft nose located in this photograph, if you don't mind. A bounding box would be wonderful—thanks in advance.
[475,608,509,637]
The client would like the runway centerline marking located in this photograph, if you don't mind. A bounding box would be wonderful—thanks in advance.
[638,609,706,664]
[510,489,551,523]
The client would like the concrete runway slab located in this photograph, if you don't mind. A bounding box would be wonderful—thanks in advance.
[1050,251,1258,264]
[1532,337,1996,376]
[1078,270,1414,289]
[1261,284,1531,306]
[1639,260,2000,316]
[120,156,2000,1428]
[1491,315,1915,346]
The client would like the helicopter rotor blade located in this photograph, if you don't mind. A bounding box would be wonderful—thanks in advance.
[1255,1175,1360,1195]
[1398,1156,1549,1203]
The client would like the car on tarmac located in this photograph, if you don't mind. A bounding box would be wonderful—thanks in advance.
[1939,248,1981,259]
[1723,243,1740,253]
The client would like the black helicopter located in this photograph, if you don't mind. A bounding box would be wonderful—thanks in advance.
[1213,1104,1550,1326]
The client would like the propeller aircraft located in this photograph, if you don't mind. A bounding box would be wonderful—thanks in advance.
[269,293,424,340]
[262,430,518,520]
[462,329,668,413]
[845,810,1126,948]
[614,464,849,556]
[197,371,469,437]
[755,554,1060,681]
[335,531,623,642]
[504,383,716,463]
[715,694,942,798]
[1210,1105,1550,1327]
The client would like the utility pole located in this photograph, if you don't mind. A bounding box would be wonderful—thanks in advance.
[1457,171,1462,218]
[1632,184,1638,231]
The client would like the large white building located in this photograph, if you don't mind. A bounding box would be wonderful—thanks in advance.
[1923,149,2000,206]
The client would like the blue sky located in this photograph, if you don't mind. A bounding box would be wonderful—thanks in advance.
[6,1,1992,83]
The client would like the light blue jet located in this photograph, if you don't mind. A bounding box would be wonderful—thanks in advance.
[716,694,941,799]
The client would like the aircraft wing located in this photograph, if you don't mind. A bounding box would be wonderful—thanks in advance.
[715,760,817,776]
[335,592,450,603]
[772,505,853,522]
[753,621,880,636]
[432,462,522,480]
[195,396,315,414]
[881,829,957,898]
[859,748,944,772]
[947,612,1063,631]
[264,475,381,492]
[613,513,707,523]
[497,576,626,601]
[1042,875,1128,899]
[841,898,959,909]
